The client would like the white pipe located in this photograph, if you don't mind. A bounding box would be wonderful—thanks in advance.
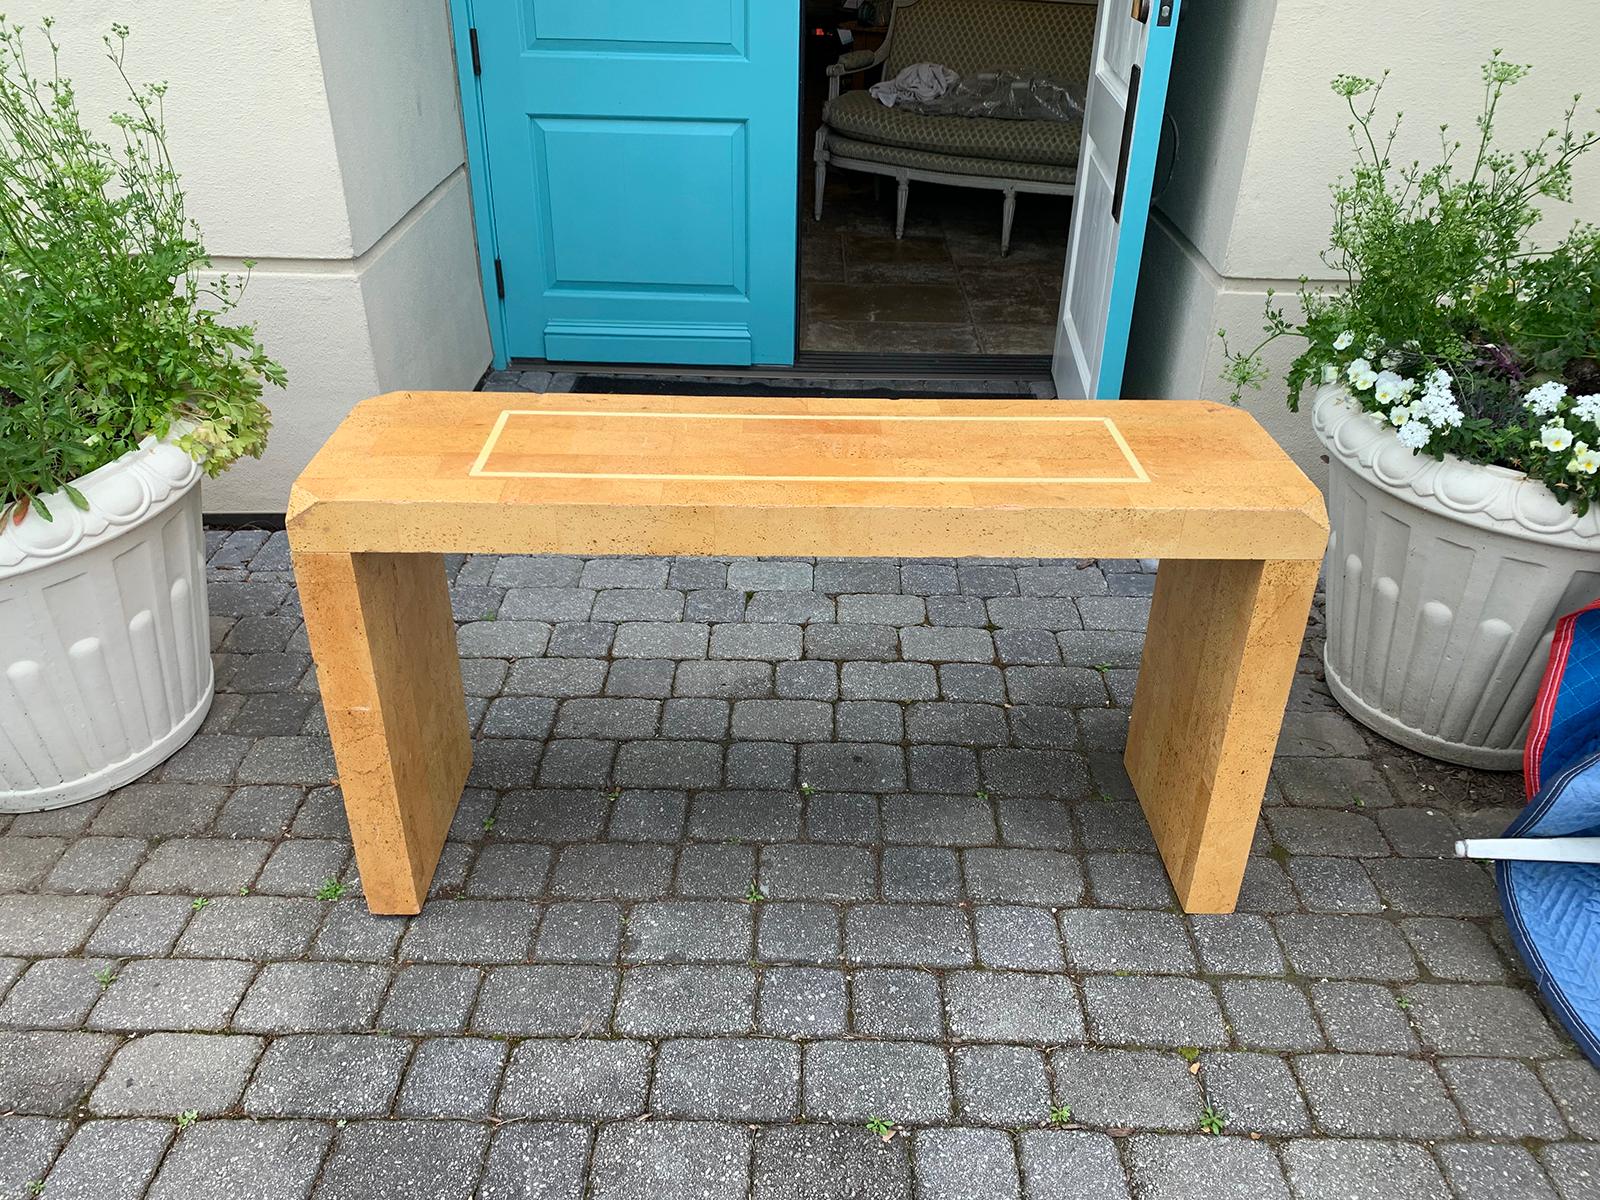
[1456,838,1600,864]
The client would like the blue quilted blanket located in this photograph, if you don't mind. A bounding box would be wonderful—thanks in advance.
[1500,600,1600,1065]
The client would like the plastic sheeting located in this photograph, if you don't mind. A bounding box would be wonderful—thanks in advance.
[891,69,1087,123]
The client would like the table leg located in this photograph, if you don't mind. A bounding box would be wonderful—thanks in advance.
[292,550,471,914]
[1125,558,1319,913]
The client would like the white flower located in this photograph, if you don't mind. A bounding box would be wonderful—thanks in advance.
[1346,358,1378,390]
[1322,363,1338,384]
[1540,422,1574,452]
[1373,371,1409,405]
[1524,380,1569,417]
[1389,404,1410,427]
[1333,330,1354,351]
[1396,421,1431,450]
[1570,442,1599,475]
[1437,293,1456,309]
[1572,394,1600,424]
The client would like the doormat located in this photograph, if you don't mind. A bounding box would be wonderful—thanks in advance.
[569,375,1032,399]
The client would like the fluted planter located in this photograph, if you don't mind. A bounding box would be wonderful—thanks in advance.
[1312,384,1600,770]
[0,434,213,811]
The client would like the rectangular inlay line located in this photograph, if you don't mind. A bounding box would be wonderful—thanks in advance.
[468,409,1152,484]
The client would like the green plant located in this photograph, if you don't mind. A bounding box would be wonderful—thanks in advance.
[93,966,115,989]
[190,896,209,911]
[745,881,766,904]
[1048,1103,1072,1125]
[175,1109,198,1130]
[0,19,284,523]
[315,877,349,902]
[865,1115,896,1138]
[1221,53,1600,513]
[1199,1103,1227,1135]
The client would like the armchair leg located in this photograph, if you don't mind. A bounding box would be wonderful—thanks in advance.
[895,176,909,239]
[813,161,827,221]
[1001,189,1017,257]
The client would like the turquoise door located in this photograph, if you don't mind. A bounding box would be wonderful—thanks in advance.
[464,1,799,366]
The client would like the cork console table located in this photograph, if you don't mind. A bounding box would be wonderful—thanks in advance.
[286,393,1328,916]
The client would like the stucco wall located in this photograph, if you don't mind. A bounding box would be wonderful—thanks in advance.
[1127,0,1600,484]
[6,2,491,512]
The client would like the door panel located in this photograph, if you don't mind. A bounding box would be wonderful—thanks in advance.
[472,1,797,365]
[1053,0,1181,398]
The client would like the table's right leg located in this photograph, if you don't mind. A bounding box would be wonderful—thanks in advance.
[1125,557,1319,913]
[292,550,470,914]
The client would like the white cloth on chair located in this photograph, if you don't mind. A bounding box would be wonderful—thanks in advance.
[869,62,958,108]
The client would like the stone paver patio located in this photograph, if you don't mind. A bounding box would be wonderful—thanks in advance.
[4,523,1600,1197]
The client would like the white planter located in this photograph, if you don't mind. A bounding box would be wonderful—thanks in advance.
[0,435,213,811]
[1313,384,1600,770]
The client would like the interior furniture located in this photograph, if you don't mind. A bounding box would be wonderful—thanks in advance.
[814,0,1097,253]
[288,392,1327,917]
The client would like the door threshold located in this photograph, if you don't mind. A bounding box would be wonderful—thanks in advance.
[505,352,1054,382]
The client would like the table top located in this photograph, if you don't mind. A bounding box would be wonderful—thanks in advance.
[286,393,1327,561]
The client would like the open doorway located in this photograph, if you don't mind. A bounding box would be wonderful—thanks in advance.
[797,0,1094,358]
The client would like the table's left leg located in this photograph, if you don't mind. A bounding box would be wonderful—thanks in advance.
[1125,557,1320,914]
[292,550,470,914]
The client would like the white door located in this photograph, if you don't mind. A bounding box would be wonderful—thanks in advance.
[1052,0,1181,399]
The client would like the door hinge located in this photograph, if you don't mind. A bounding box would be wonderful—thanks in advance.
[493,257,505,299]
[469,27,482,75]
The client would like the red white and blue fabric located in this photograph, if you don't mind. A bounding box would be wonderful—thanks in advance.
[1501,599,1600,1066]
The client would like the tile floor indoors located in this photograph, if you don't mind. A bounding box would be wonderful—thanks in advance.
[1,373,1597,1198]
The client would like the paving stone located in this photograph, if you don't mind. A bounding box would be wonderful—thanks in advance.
[947,970,1085,1043]
[836,699,904,742]
[1059,908,1195,973]
[1309,981,1419,1053]
[1402,982,1565,1056]
[624,900,752,962]
[1398,917,1506,981]
[148,1118,332,1200]
[777,660,839,700]
[1220,979,1325,1051]
[505,657,608,697]
[590,1121,750,1200]
[962,848,1083,906]
[675,843,757,899]
[472,965,617,1036]
[906,701,1009,746]
[130,838,269,894]
[1544,1144,1600,1200]
[0,894,107,955]
[1276,914,1418,981]
[313,1119,489,1200]
[714,623,804,660]
[0,836,64,891]
[244,1033,411,1117]
[675,659,774,698]
[1287,855,1385,912]
[760,966,847,1037]
[39,836,146,895]
[1294,1053,1463,1137]
[1199,1052,1311,1135]
[397,898,537,962]
[851,968,944,1039]
[480,696,559,740]
[1542,1059,1600,1139]
[804,1040,952,1123]
[660,697,730,740]
[799,742,905,792]
[0,1030,119,1114]
[593,588,685,622]
[951,1043,1050,1126]
[846,904,972,966]
[378,964,481,1034]
[0,956,114,1029]
[1279,1139,1450,1200]
[725,741,798,789]
[651,1037,800,1120]
[1376,806,1461,857]
[690,790,802,840]
[1438,1143,1560,1200]
[1018,1131,1130,1200]
[89,958,255,1031]
[881,846,961,902]
[214,786,303,838]
[479,1123,592,1200]
[498,586,594,623]
[1084,974,1226,1048]
[493,788,607,841]
[1273,756,1392,806]
[980,747,1091,799]
[881,795,994,846]
[806,623,900,661]
[1368,858,1501,916]
[1187,913,1286,976]
[91,783,227,837]
[394,1036,506,1118]
[44,1118,172,1200]
[1128,1135,1289,1200]
[233,961,388,1032]
[555,697,658,740]
[616,964,754,1036]
[762,844,876,901]
[1048,1049,1201,1130]
[752,1124,911,1200]
[0,1117,71,1199]
[174,894,322,958]
[86,895,192,957]
[938,663,1007,703]
[466,842,556,896]
[308,902,405,962]
[235,736,338,786]
[1439,1056,1567,1137]
[535,901,622,963]
[973,905,1064,970]
[914,1128,1020,1200]
[613,739,723,789]
[549,843,675,899]
[91,1032,262,1115]
[1265,808,1390,857]
[496,1038,650,1125]
[841,661,938,701]
[806,792,880,842]
[759,902,841,963]
[908,745,982,794]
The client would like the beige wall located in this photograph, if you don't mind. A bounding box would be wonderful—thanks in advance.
[8,2,492,512]
[1127,0,1600,484]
